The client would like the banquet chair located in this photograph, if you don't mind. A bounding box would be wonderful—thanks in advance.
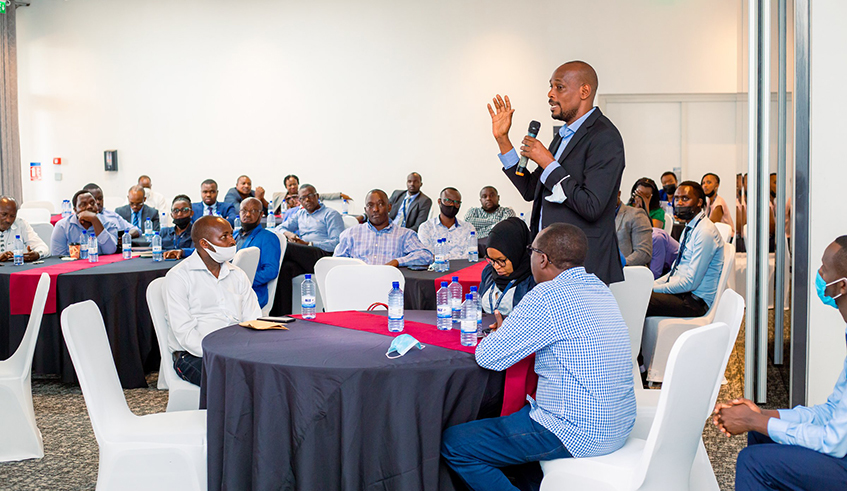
[663,212,673,235]
[232,246,260,285]
[714,222,732,243]
[30,223,54,252]
[314,256,367,304]
[642,242,736,383]
[61,300,207,491]
[16,207,51,224]
[342,215,360,229]
[609,266,654,375]
[20,200,55,213]
[0,273,49,462]
[147,278,201,411]
[262,232,288,316]
[539,322,730,491]
[323,265,405,312]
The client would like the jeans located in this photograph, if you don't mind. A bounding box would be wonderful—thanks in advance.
[173,351,203,386]
[441,405,571,491]
[735,431,847,490]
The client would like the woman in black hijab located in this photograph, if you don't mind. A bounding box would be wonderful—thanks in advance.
[479,217,536,317]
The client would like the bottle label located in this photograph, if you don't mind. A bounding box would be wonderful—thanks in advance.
[437,305,450,317]
[152,245,162,252]
[435,254,444,263]
[388,306,403,320]
[451,298,461,310]
[302,295,316,308]
[461,320,476,333]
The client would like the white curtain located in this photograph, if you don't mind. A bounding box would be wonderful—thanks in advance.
[0,3,21,200]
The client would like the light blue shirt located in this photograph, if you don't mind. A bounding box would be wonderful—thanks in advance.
[334,221,433,267]
[476,267,636,457]
[768,327,847,457]
[276,204,344,252]
[50,214,119,256]
[653,211,724,307]
[101,208,139,235]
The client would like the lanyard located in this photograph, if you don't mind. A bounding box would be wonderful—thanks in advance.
[489,279,517,313]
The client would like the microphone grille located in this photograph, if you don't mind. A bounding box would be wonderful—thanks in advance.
[528,120,541,133]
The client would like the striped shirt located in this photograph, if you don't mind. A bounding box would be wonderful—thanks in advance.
[476,267,636,457]
[463,206,516,238]
[334,221,433,267]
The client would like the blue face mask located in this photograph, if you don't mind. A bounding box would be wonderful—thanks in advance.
[385,334,425,359]
[815,271,846,309]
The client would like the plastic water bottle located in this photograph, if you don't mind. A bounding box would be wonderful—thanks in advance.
[442,238,450,271]
[468,231,478,262]
[470,285,482,334]
[266,201,276,228]
[519,212,527,226]
[144,217,153,239]
[87,233,99,263]
[122,229,132,259]
[301,274,316,319]
[234,217,241,232]
[152,231,163,262]
[341,198,349,215]
[436,281,452,330]
[13,235,24,266]
[61,199,72,220]
[388,281,404,332]
[431,238,442,272]
[449,276,462,324]
[461,293,478,347]
[160,211,168,228]
[79,231,89,260]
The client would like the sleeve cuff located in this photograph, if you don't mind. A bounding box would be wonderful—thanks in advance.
[498,149,519,169]
[767,417,791,444]
[540,161,561,182]
[777,408,804,424]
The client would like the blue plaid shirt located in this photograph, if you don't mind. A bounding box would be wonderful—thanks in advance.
[476,267,636,457]
[334,221,433,267]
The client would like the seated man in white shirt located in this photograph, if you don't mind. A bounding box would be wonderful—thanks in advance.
[417,187,477,261]
[0,196,50,261]
[164,216,262,386]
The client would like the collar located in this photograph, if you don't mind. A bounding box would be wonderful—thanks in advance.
[366,220,395,234]
[0,219,20,234]
[186,248,232,279]
[556,266,588,282]
[303,203,325,216]
[405,192,420,200]
[205,202,217,210]
[433,215,461,230]
[684,210,707,230]
[558,106,596,138]
[235,223,262,239]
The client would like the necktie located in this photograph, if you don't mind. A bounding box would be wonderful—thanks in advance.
[401,197,411,227]
[669,226,691,277]
[132,211,140,228]
[206,205,213,216]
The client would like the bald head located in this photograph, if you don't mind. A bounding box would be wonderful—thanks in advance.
[0,196,18,232]
[127,185,146,213]
[549,61,598,124]
[191,216,232,247]
[558,61,597,98]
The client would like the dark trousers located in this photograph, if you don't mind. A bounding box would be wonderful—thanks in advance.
[441,405,572,491]
[173,351,202,386]
[736,431,847,490]
[646,291,708,318]
[270,242,333,315]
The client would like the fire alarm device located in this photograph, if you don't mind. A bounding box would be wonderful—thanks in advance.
[104,150,118,171]
[53,157,62,165]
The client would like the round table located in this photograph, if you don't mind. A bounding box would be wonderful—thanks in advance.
[0,256,179,388]
[201,310,504,491]
[402,261,486,310]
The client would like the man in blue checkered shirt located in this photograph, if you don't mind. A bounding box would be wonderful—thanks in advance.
[441,223,636,491]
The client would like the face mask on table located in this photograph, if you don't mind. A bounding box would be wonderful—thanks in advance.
[385,334,425,359]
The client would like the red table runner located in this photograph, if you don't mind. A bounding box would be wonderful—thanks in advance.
[292,310,538,416]
[433,261,488,293]
[50,214,62,226]
[10,254,129,315]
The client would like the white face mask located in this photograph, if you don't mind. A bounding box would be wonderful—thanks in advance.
[203,239,237,264]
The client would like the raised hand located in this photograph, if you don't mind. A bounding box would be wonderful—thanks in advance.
[488,95,515,154]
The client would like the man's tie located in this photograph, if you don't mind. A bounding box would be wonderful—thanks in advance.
[669,226,691,277]
[206,205,213,216]
[401,197,411,227]
[132,211,140,228]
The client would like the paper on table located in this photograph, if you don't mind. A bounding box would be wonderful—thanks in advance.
[239,320,289,330]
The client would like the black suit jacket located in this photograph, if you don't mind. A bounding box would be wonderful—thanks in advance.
[115,204,161,232]
[387,190,432,232]
[504,108,625,284]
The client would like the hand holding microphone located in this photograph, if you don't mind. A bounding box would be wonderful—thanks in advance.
[515,120,541,177]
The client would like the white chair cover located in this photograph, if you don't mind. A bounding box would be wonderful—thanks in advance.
[262,232,288,316]
[232,246,260,285]
[20,200,55,213]
[16,208,51,224]
[323,265,405,312]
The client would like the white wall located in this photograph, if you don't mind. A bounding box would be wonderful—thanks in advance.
[806,0,847,405]
[16,0,740,214]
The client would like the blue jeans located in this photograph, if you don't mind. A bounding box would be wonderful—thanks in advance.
[736,431,847,490]
[173,351,202,386]
[441,405,571,491]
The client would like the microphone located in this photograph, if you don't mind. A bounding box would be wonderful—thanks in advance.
[515,120,541,177]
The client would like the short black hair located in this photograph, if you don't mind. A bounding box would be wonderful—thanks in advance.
[631,177,661,211]
[299,183,316,193]
[367,189,388,201]
[82,183,101,193]
[661,171,677,181]
[201,179,217,188]
[236,175,250,182]
[172,194,192,206]
[284,174,299,185]
[441,186,460,196]
[677,180,707,206]
[702,173,720,184]
[72,190,92,207]
[834,236,847,277]
[535,223,588,268]
[480,186,498,195]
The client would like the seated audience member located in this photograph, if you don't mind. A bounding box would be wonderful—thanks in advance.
[614,191,652,267]
[701,172,735,234]
[161,195,196,259]
[280,193,300,222]
[714,236,847,490]
[659,171,678,203]
[137,175,169,224]
[115,185,160,233]
[272,174,350,215]
[650,227,680,280]
[388,172,432,232]
[335,189,433,267]
[82,183,140,238]
[224,175,268,214]
[164,216,261,386]
[647,181,724,318]
[463,186,516,239]
[234,198,282,308]
[441,223,636,490]
[479,217,536,317]
[418,187,477,261]
[0,196,50,261]
[272,184,344,314]
[629,178,666,229]
[191,179,237,226]
[51,190,119,256]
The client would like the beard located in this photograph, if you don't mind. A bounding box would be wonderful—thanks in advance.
[554,105,578,123]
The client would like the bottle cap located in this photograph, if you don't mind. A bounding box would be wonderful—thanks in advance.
[90,233,95,237]
[392,281,399,288]
[441,281,448,287]
[15,234,20,239]
[155,231,160,235]
[305,274,312,279]
[470,231,475,236]
[125,229,130,233]
[452,276,459,282]
[465,293,472,299]
[470,286,477,292]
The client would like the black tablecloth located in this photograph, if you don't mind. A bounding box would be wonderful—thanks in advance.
[402,262,482,310]
[0,256,178,388]
[201,310,504,491]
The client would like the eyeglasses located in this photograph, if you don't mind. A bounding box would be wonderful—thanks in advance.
[486,256,509,268]
[526,245,546,256]
[240,208,262,215]
[440,198,462,206]
[171,207,191,213]
[299,193,317,200]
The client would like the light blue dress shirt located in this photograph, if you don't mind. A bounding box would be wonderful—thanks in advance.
[476,267,636,458]
[334,221,433,267]
[50,214,119,256]
[276,204,345,252]
[768,327,847,458]
[101,208,139,235]
[653,211,724,307]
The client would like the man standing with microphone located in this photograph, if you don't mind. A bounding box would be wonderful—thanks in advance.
[489,60,626,285]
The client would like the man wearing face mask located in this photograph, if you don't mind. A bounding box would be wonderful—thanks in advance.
[161,195,196,259]
[701,172,735,234]
[713,236,847,490]
[234,198,282,309]
[646,181,724,318]
[417,187,477,261]
[659,171,678,203]
[164,216,261,386]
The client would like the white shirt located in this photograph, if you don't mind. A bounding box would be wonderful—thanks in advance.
[145,188,170,226]
[0,218,50,258]
[164,251,261,356]
[417,215,476,261]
